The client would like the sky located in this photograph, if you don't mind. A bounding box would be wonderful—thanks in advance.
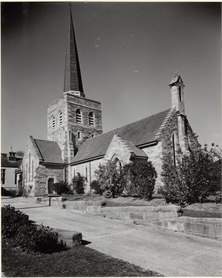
[1,2,221,153]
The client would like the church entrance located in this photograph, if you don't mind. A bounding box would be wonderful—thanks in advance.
[48,178,54,194]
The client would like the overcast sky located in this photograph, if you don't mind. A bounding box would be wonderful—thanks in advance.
[1,2,221,153]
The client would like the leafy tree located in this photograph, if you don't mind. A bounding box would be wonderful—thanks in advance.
[123,160,157,200]
[72,173,86,194]
[94,160,157,199]
[160,144,221,206]
[94,161,125,198]
[16,150,24,158]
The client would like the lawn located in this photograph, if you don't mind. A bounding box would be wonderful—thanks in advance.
[2,240,163,277]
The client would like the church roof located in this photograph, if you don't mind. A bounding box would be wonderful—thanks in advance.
[63,9,84,96]
[124,140,147,158]
[71,108,171,164]
[33,139,63,164]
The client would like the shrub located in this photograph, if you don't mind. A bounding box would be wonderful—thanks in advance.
[123,160,157,200]
[2,205,65,253]
[160,145,222,206]
[1,187,12,197]
[90,180,103,195]
[17,224,61,253]
[72,173,86,194]
[94,161,125,198]
[2,205,30,239]
[53,181,71,195]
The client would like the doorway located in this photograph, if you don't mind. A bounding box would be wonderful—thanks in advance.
[48,178,54,194]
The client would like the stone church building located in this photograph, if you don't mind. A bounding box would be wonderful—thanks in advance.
[22,10,200,196]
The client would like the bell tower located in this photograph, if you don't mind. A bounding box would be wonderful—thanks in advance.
[47,7,103,163]
[169,73,189,153]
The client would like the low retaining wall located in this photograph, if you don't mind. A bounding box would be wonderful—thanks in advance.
[35,196,62,206]
[65,201,221,240]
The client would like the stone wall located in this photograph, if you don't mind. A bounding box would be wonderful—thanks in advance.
[63,201,221,240]
[142,143,162,191]
[72,158,105,192]
[22,136,41,196]
[35,165,64,196]
[104,134,135,164]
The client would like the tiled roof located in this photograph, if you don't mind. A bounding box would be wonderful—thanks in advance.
[34,139,63,164]
[1,157,22,168]
[71,108,171,164]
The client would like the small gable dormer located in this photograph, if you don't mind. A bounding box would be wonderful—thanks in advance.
[169,73,185,115]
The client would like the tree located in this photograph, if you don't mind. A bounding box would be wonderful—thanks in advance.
[94,161,125,198]
[72,173,86,194]
[94,159,157,199]
[123,160,157,200]
[160,145,221,206]
[16,150,24,158]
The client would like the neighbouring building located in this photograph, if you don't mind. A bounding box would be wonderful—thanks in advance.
[1,149,23,191]
[22,9,200,196]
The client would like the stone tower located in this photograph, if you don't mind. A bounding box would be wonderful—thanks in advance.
[169,73,189,152]
[47,8,103,163]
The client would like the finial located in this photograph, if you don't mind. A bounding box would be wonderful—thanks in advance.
[174,68,178,77]
[10,145,13,152]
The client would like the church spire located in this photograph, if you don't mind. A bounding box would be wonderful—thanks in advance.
[63,7,85,97]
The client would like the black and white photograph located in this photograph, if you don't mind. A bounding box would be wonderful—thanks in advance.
[1,2,221,277]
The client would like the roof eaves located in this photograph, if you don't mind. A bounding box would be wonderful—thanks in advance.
[137,140,158,149]
[70,154,104,166]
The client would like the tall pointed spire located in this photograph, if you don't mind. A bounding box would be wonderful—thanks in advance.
[63,6,85,97]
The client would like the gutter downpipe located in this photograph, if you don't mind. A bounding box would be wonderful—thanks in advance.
[89,161,91,194]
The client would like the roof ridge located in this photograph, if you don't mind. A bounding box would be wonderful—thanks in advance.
[88,108,171,143]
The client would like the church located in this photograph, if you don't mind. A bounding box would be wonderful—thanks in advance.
[22,10,200,197]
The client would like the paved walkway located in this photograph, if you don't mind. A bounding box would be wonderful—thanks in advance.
[2,197,222,277]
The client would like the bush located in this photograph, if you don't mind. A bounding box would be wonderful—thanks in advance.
[1,187,12,197]
[72,173,86,194]
[2,205,30,239]
[90,180,103,195]
[53,181,71,195]
[123,160,157,200]
[94,161,125,198]
[2,205,65,253]
[160,145,222,206]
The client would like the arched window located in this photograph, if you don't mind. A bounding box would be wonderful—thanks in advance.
[52,115,56,129]
[76,109,82,124]
[59,111,63,125]
[89,112,95,126]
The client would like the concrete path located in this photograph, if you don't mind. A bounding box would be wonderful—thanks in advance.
[2,197,222,277]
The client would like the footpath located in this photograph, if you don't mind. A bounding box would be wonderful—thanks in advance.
[2,197,222,277]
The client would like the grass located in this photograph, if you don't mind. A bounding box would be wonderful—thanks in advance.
[2,240,163,277]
